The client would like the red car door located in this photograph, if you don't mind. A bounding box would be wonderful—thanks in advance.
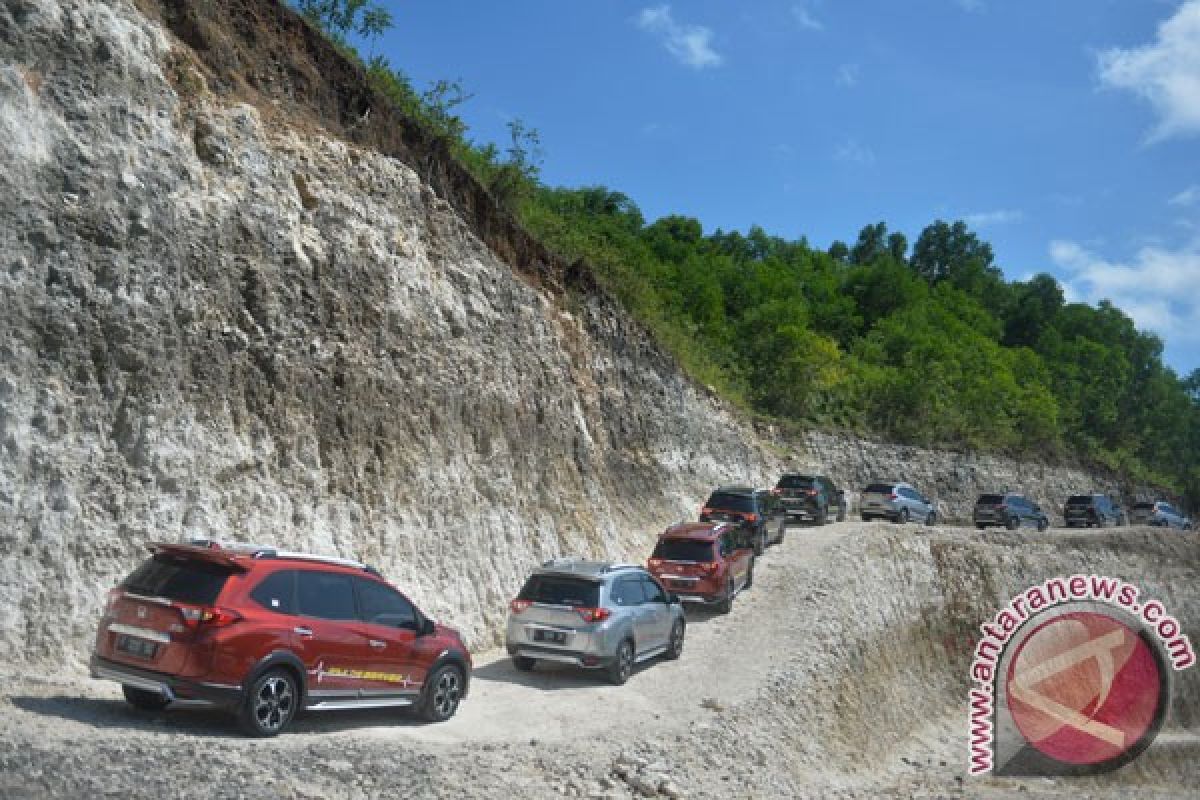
[293,570,373,699]
[353,577,427,697]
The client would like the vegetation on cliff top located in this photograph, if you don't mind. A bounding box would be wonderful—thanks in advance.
[291,1,1200,507]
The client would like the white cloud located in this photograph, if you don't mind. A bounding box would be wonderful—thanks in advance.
[1097,0,1200,141]
[1051,238,1200,348]
[963,209,1024,227]
[1170,185,1200,206]
[792,2,823,31]
[834,138,875,165]
[836,63,859,88]
[636,6,723,69]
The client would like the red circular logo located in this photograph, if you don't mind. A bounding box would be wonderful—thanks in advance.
[1005,611,1163,766]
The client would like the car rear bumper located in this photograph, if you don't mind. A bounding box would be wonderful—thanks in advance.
[505,643,614,668]
[90,654,242,707]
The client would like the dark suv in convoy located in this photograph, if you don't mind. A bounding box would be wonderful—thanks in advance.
[91,540,471,736]
[1063,494,1122,528]
[647,522,754,613]
[699,486,786,555]
[973,493,1049,531]
[773,474,846,526]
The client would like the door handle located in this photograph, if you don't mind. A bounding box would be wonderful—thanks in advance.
[293,626,313,637]
[369,639,386,649]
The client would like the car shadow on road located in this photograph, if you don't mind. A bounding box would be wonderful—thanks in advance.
[472,657,653,691]
[10,694,432,737]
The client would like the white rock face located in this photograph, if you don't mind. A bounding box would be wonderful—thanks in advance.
[0,0,1131,668]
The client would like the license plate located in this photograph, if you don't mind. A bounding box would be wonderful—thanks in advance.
[534,630,566,644]
[116,635,158,659]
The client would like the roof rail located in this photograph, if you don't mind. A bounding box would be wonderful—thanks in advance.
[602,563,642,574]
[186,538,375,573]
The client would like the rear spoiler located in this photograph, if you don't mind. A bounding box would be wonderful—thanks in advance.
[148,542,252,571]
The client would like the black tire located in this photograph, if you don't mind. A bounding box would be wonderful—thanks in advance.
[753,529,765,556]
[815,507,827,526]
[1005,515,1019,531]
[925,512,936,526]
[122,685,170,712]
[837,504,846,522]
[861,514,871,522]
[238,668,298,737]
[975,523,987,530]
[419,664,465,722]
[774,521,785,545]
[665,620,685,660]
[897,508,910,524]
[608,639,635,685]
[717,580,735,614]
[744,558,755,590]
[1038,517,1049,532]
[512,656,536,672]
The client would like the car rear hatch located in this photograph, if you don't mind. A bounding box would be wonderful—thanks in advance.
[773,477,817,509]
[98,545,245,675]
[649,539,717,592]
[974,494,1006,521]
[701,492,758,523]
[1129,503,1155,523]
[861,483,896,511]
[511,574,603,650]
[1064,495,1094,521]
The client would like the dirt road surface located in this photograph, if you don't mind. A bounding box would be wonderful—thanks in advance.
[0,521,1196,799]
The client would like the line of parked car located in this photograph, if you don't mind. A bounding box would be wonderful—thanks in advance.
[87,473,1192,738]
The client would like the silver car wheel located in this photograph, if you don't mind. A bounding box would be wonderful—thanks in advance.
[432,669,462,718]
[253,674,295,734]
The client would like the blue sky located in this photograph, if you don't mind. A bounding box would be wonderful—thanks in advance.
[371,1,1200,375]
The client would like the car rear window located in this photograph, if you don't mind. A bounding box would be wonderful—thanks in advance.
[1067,495,1093,505]
[518,576,600,608]
[121,555,232,605]
[776,475,815,489]
[1132,502,1154,511]
[977,494,1004,505]
[864,483,894,494]
[652,539,715,562]
[706,492,755,511]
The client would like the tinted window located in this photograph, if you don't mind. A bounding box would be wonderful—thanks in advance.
[518,576,600,608]
[641,577,668,604]
[864,483,894,494]
[706,492,755,512]
[1132,502,1154,511]
[122,555,232,605]
[356,578,416,628]
[296,571,357,621]
[611,578,644,607]
[250,570,295,614]
[653,539,715,562]
[977,494,1004,505]
[1067,495,1092,505]
[776,475,816,489]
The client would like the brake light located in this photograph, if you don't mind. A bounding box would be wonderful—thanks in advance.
[806,488,818,496]
[770,488,782,496]
[509,599,532,615]
[647,558,664,569]
[174,603,242,629]
[577,607,612,623]
[700,507,712,516]
[702,562,720,574]
[890,492,898,500]
[743,513,758,522]
[104,588,121,616]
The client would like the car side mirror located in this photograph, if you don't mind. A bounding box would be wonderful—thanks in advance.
[418,617,436,636]
[669,593,681,605]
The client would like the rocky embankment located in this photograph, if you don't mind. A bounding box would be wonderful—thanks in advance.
[0,0,1153,673]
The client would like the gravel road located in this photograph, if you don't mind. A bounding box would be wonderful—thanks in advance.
[0,521,1195,799]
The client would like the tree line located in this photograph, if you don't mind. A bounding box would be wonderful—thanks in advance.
[290,1,1200,508]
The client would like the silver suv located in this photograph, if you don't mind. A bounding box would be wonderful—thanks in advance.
[860,481,938,525]
[505,559,686,685]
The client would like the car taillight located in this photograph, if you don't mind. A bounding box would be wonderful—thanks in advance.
[806,488,818,496]
[577,607,612,623]
[175,604,242,629]
[743,513,758,522]
[104,588,122,615]
[770,488,782,496]
[509,599,532,615]
[889,492,898,500]
[702,562,719,574]
[647,558,663,569]
[700,507,712,516]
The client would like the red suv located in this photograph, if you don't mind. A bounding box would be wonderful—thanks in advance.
[90,540,471,736]
[646,522,754,613]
